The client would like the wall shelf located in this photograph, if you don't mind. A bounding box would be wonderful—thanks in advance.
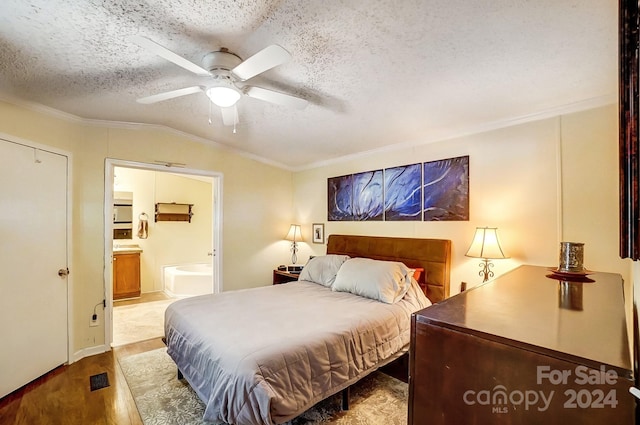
[155,202,193,223]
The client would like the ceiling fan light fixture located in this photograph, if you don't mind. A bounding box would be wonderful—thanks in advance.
[206,85,241,108]
[131,37,305,125]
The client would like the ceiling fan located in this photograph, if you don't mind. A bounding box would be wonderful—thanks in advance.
[131,35,308,126]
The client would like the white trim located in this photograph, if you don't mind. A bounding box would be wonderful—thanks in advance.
[0,94,87,124]
[293,95,617,171]
[72,344,109,363]
[104,159,223,348]
[65,145,74,366]
[213,174,223,293]
[104,163,114,349]
[0,94,292,170]
[0,93,615,173]
[0,131,75,366]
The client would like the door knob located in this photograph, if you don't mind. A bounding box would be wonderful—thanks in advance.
[58,268,69,277]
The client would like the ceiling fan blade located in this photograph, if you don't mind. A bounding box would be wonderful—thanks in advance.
[220,105,238,126]
[244,86,308,109]
[136,86,203,104]
[231,45,291,81]
[130,35,210,77]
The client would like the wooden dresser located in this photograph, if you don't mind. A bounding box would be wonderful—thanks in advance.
[409,265,635,424]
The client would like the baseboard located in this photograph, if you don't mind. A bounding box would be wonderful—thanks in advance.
[72,344,109,363]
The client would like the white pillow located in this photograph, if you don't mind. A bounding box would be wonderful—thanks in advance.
[332,257,413,304]
[298,254,350,287]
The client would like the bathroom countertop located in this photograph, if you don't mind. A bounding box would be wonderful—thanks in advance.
[113,244,143,254]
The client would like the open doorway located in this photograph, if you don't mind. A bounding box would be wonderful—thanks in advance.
[104,159,222,347]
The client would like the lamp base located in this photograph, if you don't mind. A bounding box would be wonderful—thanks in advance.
[290,241,298,265]
[477,258,494,283]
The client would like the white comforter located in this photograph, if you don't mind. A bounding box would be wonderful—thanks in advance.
[165,279,430,425]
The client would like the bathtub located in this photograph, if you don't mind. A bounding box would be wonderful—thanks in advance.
[163,263,213,298]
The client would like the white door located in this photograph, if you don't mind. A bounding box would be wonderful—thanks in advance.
[0,138,68,398]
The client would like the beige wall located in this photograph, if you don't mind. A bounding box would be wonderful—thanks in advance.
[292,104,630,295]
[0,98,631,360]
[561,106,632,281]
[0,100,293,356]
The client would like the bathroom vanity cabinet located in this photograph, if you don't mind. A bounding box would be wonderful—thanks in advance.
[113,252,141,300]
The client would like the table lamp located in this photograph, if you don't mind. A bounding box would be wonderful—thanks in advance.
[465,227,508,283]
[285,224,302,264]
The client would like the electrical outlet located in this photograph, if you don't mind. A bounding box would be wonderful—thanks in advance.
[90,315,99,327]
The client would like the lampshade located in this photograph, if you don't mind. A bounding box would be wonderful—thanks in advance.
[284,224,303,242]
[465,227,508,259]
[205,84,241,108]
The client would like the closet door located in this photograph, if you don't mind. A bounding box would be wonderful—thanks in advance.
[0,138,68,398]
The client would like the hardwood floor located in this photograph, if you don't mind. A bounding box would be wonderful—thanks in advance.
[113,291,171,307]
[0,338,165,425]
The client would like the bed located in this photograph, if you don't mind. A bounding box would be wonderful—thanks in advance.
[164,234,451,425]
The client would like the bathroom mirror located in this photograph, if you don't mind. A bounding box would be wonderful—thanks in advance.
[114,191,133,239]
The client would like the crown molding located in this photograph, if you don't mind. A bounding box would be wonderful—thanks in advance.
[0,95,294,171]
[292,94,617,172]
[0,93,615,173]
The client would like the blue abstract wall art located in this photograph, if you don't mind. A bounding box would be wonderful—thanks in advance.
[327,155,469,222]
[352,170,383,221]
[384,163,422,221]
[328,174,353,221]
[423,155,469,221]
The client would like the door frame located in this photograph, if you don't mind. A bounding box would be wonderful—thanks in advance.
[104,159,223,347]
[0,132,73,365]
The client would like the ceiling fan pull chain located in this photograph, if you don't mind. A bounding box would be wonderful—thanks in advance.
[208,100,212,125]
[233,109,239,134]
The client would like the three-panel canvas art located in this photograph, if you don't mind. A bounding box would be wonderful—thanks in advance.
[328,155,469,222]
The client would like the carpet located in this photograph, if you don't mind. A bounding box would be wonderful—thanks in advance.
[119,348,408,425]
[112,299,176,346]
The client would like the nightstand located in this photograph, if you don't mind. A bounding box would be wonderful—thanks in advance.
[273,270,299,285]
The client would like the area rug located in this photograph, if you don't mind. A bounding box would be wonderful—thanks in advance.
[119,348,408,425]
[112,299,175,346]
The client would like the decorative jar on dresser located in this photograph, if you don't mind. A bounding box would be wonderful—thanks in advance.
[409,265,635,424]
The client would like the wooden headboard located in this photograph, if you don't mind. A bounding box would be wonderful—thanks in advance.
[326,234,451,303]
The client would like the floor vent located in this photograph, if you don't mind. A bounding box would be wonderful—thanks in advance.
[89,372,110,391]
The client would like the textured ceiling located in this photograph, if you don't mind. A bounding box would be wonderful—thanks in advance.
[0,0,617,169]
